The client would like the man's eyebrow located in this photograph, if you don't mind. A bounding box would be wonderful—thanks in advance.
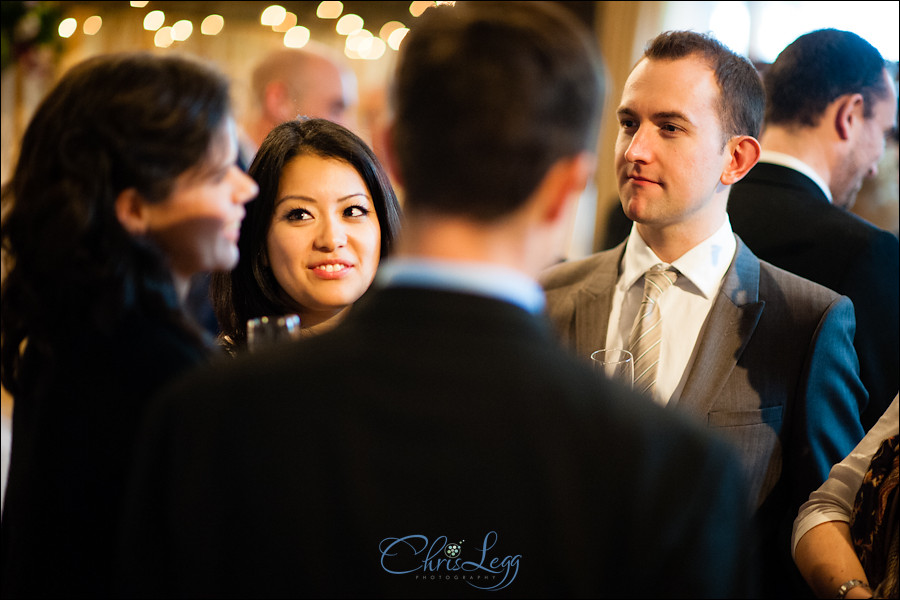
[615,108,693,124]
[652,111,692,123]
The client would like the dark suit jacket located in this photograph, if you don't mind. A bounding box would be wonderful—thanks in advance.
[729,162,899,431]
[117,286,757,598]
[1,308,209,599]
[539,237,866,597]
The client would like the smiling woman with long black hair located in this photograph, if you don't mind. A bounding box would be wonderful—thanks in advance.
[211,118,401,353]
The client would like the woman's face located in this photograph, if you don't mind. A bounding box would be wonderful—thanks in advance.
[144,118,258,281]
[266,153,381,327]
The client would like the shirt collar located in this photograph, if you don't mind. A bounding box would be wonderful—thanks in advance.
[376,258,546,315]
[758,150,833,203]
[621,218,736,299]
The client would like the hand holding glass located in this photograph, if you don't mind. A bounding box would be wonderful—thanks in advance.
[246,314,302,352]
[590,348,634,389]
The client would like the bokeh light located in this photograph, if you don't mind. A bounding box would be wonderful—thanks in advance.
[201,15,225,36]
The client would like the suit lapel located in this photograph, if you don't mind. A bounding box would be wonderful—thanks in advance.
[670,238,765,416]
[573,244,624,359]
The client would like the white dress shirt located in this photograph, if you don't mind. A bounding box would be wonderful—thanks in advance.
[606,219,737,406]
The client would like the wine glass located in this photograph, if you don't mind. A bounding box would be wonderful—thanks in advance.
[246,314,302,353]
[590,348,634,389]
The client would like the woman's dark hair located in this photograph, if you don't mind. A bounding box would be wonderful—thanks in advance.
[1,52,231,397]
[211,118,401,352]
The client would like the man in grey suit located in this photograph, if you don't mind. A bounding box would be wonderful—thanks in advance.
[728,29,899,432]
[540,31,867,598]
[115,4,756,598]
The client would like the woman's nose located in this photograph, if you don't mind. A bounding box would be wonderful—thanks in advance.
[313,214,347,251]
[231,166,258,204]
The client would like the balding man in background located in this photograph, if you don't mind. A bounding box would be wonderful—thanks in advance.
[240,43,358,160]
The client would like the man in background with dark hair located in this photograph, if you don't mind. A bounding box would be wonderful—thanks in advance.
[115,3,756,597]
[728,29,899,432]
[541,29,866,597]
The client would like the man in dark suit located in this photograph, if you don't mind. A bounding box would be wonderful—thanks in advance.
[540,31,866,598]
[728,29,899,432]
[115,3,757,597]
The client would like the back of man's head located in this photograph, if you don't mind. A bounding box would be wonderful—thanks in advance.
[642,30,765,141]
[764,28,889,128]
[390,1,604,221]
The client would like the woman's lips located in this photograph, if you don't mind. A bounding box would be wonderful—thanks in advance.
[310,262,353,279]
[223,222,241,243]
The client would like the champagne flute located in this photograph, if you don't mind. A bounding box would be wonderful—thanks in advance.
[246,314,302,353]
[590,348,634,389]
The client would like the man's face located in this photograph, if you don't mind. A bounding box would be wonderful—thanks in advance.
[832,70,898,209]
[615,56,735,235]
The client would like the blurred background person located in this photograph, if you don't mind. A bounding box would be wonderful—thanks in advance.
[0,51,256,597]
[239,43,358,163]
[728,29,899,432]
[211,117,400,354]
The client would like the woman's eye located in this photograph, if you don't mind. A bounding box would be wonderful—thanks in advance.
[345,205,370,218]
[285,208,312,222]
[210,166,230,183]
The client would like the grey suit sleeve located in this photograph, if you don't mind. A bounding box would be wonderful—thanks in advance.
[789,295,866,511]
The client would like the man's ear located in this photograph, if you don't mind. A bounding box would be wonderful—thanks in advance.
[538,152,594,224]
[834,93,865,141]
[720,135,761,186]
[264,80,293,122]
[114,188,151,235]
[380,121,404,187]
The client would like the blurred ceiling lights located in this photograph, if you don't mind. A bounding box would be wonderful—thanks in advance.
[57,1,445,59]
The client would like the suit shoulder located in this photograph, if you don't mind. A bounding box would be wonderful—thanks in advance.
[539,251,615,292]
[757,259,848,309]
[732,169,896,247]
[816,203,898,251]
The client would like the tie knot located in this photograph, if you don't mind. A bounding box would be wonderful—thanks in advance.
[643,266,677,300]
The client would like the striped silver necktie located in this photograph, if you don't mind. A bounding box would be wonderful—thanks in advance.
[628,265,677,396]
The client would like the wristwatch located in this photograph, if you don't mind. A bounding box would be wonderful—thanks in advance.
[836,579,871,599]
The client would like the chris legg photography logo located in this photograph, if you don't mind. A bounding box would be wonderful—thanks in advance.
[379,531,521,591]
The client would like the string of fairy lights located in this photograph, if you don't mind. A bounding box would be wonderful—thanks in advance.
[56,1,456,60]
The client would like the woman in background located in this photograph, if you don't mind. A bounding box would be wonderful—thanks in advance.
[212,118,401,353]
[0,52,256,597]
[793,394,898,598]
